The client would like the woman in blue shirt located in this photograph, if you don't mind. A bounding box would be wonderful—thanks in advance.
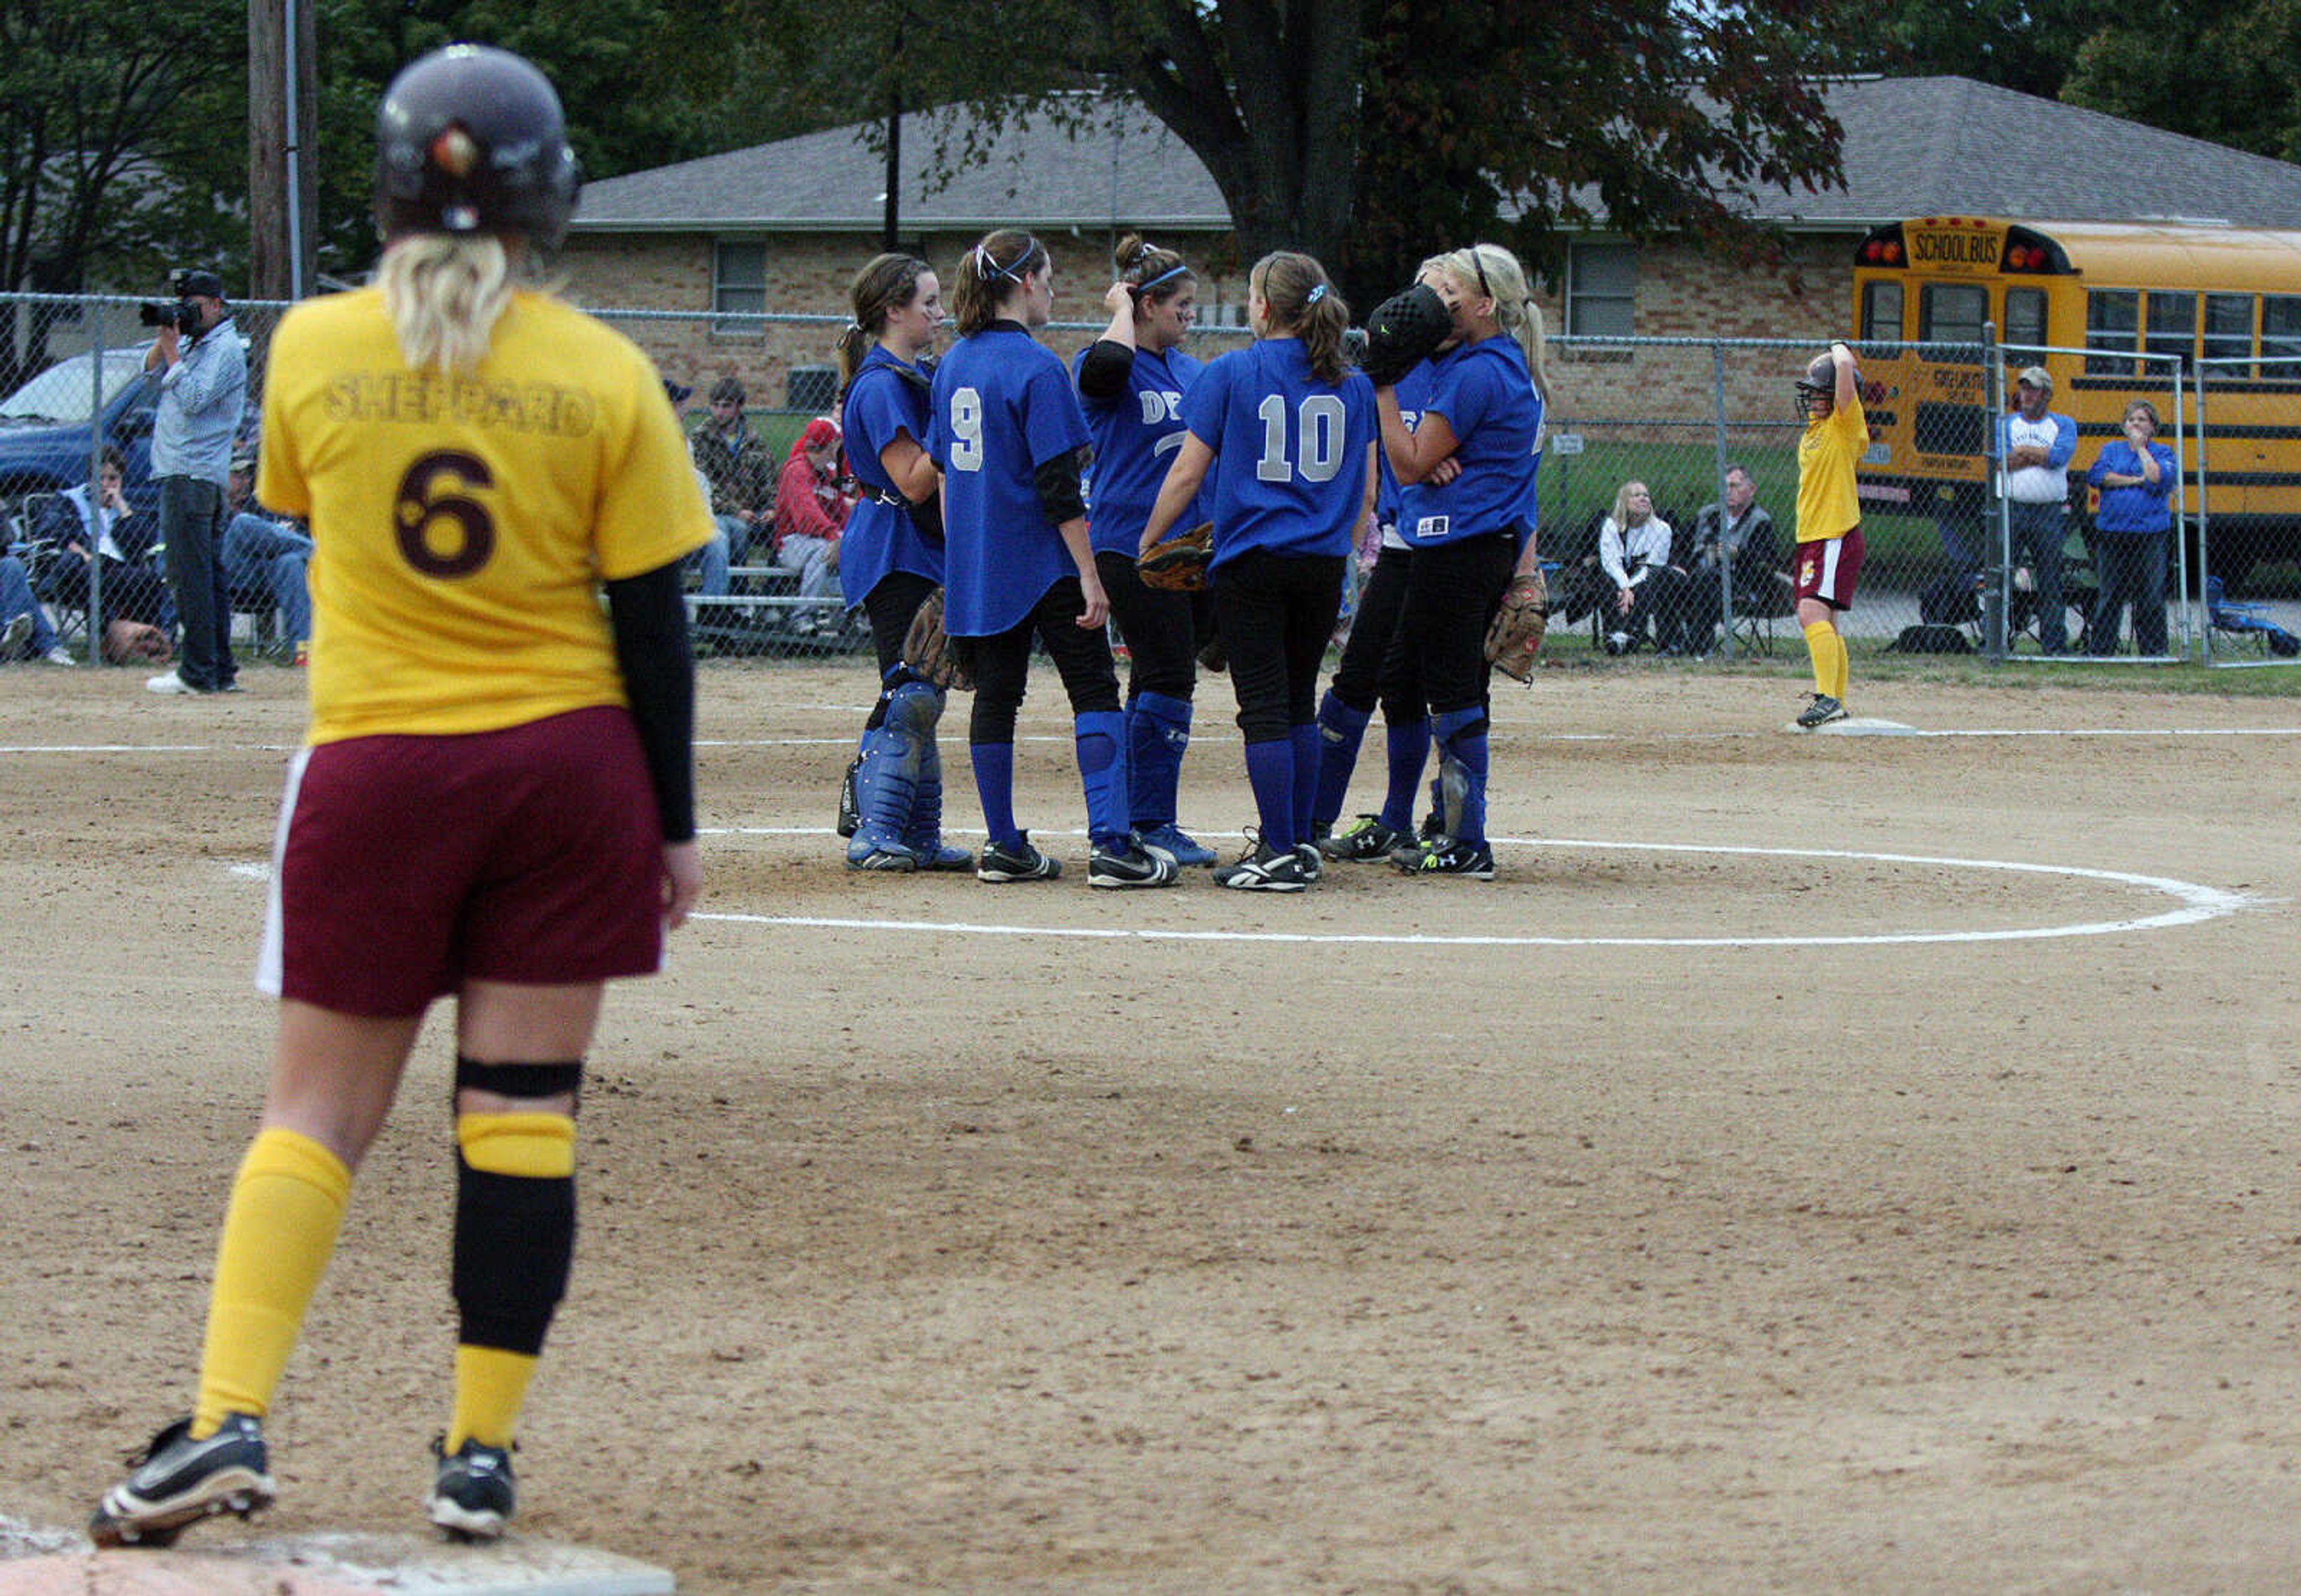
[1073,235,1216,867]
[2085,400,2178,657]
[929,229,1176,889]
[1369,243,1548,880]
[835,252,975,872]
[1140,251,1375,891]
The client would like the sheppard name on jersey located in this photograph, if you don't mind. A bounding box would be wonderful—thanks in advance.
[324,373,598,437]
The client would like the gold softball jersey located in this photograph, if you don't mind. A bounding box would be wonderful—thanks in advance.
[1793,399,1867,544]
[257,286,714,746]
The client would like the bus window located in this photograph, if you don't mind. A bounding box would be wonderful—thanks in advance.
[2005,286,2047,352]
[1919,282,1986,358]
[2087,289,2139,376]
[2145,291,2196,368]
[2203,293,2254,374]
[1860,280,1903,350]
[2260,295,2301,368]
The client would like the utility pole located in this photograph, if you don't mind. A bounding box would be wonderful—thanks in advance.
[249,0,318,300]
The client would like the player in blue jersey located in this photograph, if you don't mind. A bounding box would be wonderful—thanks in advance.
[1073,234,1217,869]
[835,252,974,872]
[1369,243,1551,881]
[1139,251,1376,891]
[928,229,1177,889]
[1309,356,1443,859]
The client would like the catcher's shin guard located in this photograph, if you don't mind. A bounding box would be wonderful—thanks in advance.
[901,696,973,871]
[1127,691,1192,832]
[1074,709,1130,848]
[1430,706,1491,845]
[1310,691,1372,829]
[848,682,935,869]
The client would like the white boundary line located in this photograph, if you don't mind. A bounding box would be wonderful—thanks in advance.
[691,835,2266,949]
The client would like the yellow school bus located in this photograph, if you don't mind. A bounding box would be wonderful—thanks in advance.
[1849,216,2301,587]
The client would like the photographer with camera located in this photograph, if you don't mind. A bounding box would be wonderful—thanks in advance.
[141,268,249,696]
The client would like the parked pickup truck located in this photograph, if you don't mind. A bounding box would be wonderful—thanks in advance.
[0,347,160,508]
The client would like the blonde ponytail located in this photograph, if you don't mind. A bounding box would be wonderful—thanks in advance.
[378,234,514,374]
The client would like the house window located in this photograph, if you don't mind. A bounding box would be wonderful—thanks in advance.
[712,241,766,332]
[1565,244,1635,338]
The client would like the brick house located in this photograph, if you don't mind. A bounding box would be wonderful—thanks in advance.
[563,76,2301,422]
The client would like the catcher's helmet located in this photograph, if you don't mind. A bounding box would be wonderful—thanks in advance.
[1794,349,1853,420]
[373,45,581,249]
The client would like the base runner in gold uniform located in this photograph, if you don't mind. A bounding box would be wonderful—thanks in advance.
[1790,341,1866,729]
[91,44,713,1548]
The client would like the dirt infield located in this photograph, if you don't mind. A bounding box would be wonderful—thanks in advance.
[4,662,2299,1593]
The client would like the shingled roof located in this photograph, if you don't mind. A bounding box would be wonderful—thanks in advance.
[570,77,2301,236]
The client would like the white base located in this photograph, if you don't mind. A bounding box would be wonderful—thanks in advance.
[1782,715,1916,736]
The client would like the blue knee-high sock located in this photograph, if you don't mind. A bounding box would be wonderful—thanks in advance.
[1075,709,1129,848]
[1379,717,1430,832]
[1290,723,1319,847]
[1129,691,1192,833]
[971,742,1019,851]
[1430,706,1490,845]
[1311,690,1372,828]
[1243,737,1296,851]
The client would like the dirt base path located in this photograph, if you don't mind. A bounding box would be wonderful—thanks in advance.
[4,664,2297,1593]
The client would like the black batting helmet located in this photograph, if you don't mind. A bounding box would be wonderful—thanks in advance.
[373,45,581,249]
[1795,349,1854,420]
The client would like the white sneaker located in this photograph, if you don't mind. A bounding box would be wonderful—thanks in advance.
[146,671,202,696]
[42,646,74,666]
[2,613,30,655]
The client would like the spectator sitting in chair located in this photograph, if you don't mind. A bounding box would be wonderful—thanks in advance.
[222,452,313,662]
[690,376,775,578]
[38,446,176,664]
[773,416,851,632]
[1,549,74,664]
[1596,479,1685,654]
[1680,463,1780,654]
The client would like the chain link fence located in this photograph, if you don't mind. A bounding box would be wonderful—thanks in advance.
[9,291,2294,668]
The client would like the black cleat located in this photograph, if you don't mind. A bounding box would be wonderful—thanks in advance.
[428,1435,517,1542]
[1089,835,1180,889]
[1214,839,1311,892]
[1393,835,1497,879]
[1320,814,1405,863]
[977,832,1062,882]
[90,1414,274,1549]
[1796,693,1847,729]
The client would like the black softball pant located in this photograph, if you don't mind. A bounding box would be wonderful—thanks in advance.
[1330,543,1412,715]
[863,569,940,678]
[1215,548,1346,743]
[968,576,1123,744]
[1382,532,1516,718]
[1095,549,1198,702]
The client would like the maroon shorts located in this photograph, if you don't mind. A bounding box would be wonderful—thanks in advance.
[1790,528,1864,610]
[259,706,666,1017]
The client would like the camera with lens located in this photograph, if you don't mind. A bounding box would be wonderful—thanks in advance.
[138,268,217,334]
[138,298,200,334]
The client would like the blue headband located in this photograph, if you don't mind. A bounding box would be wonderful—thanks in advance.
[1134,261,1189,294]
[974,236,1041,285]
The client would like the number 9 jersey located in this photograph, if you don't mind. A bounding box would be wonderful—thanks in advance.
[256,285,715,746]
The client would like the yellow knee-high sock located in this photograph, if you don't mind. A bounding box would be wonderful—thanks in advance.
[1802,621,1843,699]
[449,1345,539,1452]
[193,1127,352,1437]
[1828,629,1850,703]
[448,1111,576,1452]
